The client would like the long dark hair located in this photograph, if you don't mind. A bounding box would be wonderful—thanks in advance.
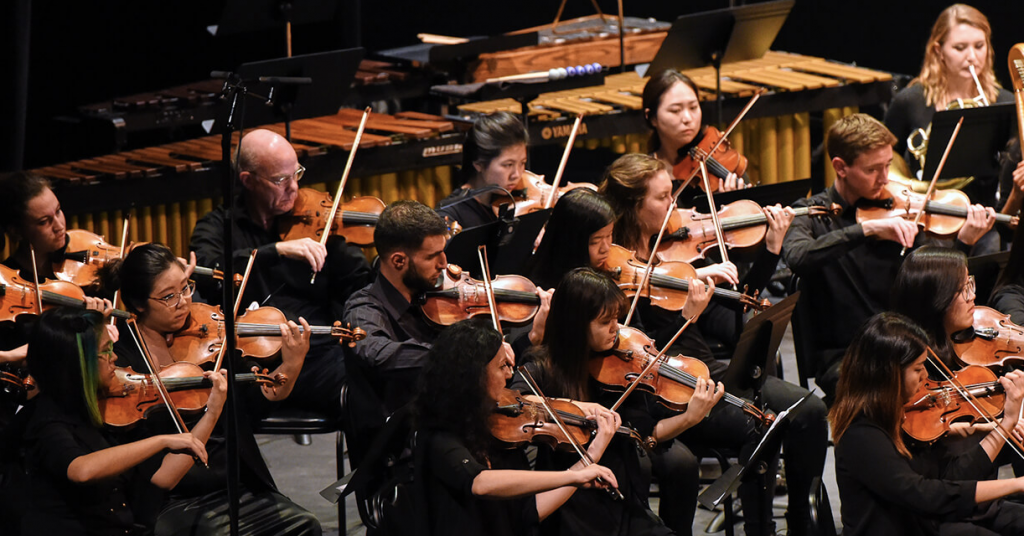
[642,69,701,153]
[599,153,669,252]
[458,112,529,187]
[415,318,504,459]
[891,246,967,365]
[535,267,626,401]
[26,307,106,426]
[829,312,929,458]
[103,243,184,316]
[0,171,52,250]
[528,189,617,288]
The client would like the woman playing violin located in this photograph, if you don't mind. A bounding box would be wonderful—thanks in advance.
[643,69,747,198]
[436,112,528,230]
[512,267,718,536]
[527,188,616,290]
[17,306,224,535]
[831,312,1024,536]
[600,154,825,535]
[414,317,619,536]
[107,243,320,536]
[0,172,68,284]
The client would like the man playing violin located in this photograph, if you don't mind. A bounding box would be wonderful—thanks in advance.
[783,113,995,403]
[342,200,449,463]
[189,128,372,421]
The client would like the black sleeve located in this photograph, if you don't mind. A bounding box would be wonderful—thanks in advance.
[782,200,867,276]
[325,236,373,318]
[738,247,781,297]
[342,296,432,371]
[33,420,88,481]
[836,422,978,519]
[426,431,488,498]
[189,209,281,306]
[884,88,914,158]
[991,285,1024,326]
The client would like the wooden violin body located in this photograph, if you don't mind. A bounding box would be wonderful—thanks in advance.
[902,365,1004,443]
[419,264,540,327]
[0,364,33,406]
[56,230,123,288]
[498,171,596,216]
[953,306,1024,368]
[490,388,651,451]
[602,245,770,313]
[278,188,386,247]
[99,362,283,427]
[657,202,841,263]
[167,302,366,366]
[672,126,747,191]
[0,264,131,323]
[856,183,1018,237]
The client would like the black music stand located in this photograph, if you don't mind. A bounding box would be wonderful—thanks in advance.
[647,0,794,125]
[690,178,812,215]
[443,209,551,279]
[722,291,800,397]
[212,0,336,37]
[236,48,364,141]
[922,102,1015,180]
[494,209,551,275]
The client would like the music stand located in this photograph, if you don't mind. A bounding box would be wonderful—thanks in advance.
[444,220,502,278]
[647,0,794,125]
[722,292,800,398]
[212,0,337,56]
[923,102,1015,180]
[494,209,551,275]
[690,178,812,214]
[236,48,364,140]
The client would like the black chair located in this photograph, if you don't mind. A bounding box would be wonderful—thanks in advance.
[808,476,837,536]
[694,446,741,536]
[253,384,349,531]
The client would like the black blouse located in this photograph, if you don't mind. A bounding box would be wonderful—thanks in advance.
[418,430,539,536]
[21,394,160,536]
[835,416,982,536]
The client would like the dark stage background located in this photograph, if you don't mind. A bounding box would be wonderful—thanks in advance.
[2,0,1020,170]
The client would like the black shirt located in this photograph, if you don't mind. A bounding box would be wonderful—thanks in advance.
[419,430,539,536]
[189,194,372,353]
[835,416,982,536]
[990,284,1024,325]
[21,394,160,536]
[436,187,498,231]
[884,84,1014,208]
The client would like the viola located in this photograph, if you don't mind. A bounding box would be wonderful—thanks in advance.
[495,171,597,217]
[99,361,284,427]
[589,325,775,427]
[490,388,653,451]
[418,264,541,327]
[0,264,132,323]
[671,126,747,192]
[602,245,770,313]
[952,306,1024,369]
[656,202,841,263]
[166,302,366,366]
[902,364,1004,443]
[856,183,1018,238]
[279,188,462,247]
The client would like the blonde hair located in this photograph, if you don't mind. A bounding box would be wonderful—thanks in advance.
[826,114,897,166]
[598,154,669,252]
[909,4,999,107]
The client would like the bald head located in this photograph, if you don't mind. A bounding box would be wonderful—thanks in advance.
[236,129,301,221]
[237,129,294,175]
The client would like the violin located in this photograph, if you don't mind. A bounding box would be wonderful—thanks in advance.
[99,361,284,427]
[0,264,132,323]
[418,264,541,327]
[856,183,1018,237]
[589,325,775,428]
[495,171,597,217]
[490,388,653,451]
[902,364,1004,443]
[278,188,462,247]
[166,302,366,366]
[55,229,240,287]
[672,126,748,192]
[656,202,841,263]
[952,306,1024,369]
[0,364,33,406]
[602,245,770,313]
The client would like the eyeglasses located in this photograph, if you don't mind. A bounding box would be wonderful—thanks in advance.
[960,275,976,300]
[149,280,195,308]
[259,165,305,186]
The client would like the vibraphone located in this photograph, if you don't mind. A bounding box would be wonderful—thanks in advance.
[18,110,466,258]
[457,51,893,187]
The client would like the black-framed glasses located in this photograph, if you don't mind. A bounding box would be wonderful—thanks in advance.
[960,275,976,300]
[260,165,305,186]
[149,280,195,308]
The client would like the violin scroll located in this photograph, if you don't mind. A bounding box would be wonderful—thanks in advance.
[332,322,367,347]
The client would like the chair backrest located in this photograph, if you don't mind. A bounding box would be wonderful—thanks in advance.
[808,476,838,536]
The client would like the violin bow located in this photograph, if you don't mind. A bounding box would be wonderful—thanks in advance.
[609,316,695,413]
[516,366,624,500]
[213,249,258,372]
[697,158,732,268]
[312,106,372,284]
[925,346,1024,461]
[672,88,765,199]
[903,117,964,256]
[623,182,688,328]
[544,113,585,209]
[477,245,503,336]
[110,217,130,326]
[28,245,44,315]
